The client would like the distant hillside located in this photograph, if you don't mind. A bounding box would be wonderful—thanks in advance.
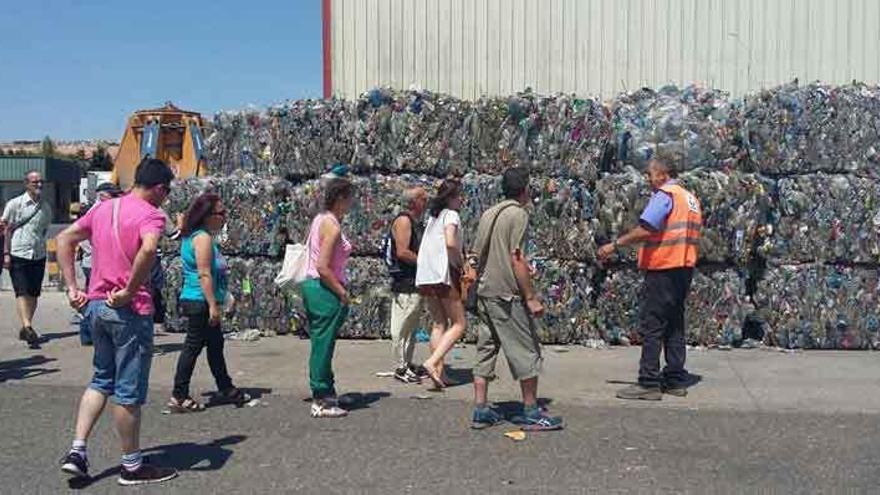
[0,140,119,160]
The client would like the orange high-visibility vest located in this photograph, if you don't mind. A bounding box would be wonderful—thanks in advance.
[638,183,702,271]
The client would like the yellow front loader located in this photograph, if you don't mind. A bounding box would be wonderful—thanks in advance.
[112,102,208,189]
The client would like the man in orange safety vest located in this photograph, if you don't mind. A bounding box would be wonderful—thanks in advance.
[598,157,702,401]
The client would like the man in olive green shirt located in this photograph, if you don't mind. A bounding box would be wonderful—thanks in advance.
[469,167,563,431]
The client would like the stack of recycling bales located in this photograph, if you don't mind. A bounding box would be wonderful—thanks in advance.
[744,83,880,349]
[594,85,758,348]
[158,82,880,349]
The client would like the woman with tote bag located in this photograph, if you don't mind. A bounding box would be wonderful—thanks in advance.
[300,178,355,418]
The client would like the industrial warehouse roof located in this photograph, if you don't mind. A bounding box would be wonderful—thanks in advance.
[0,156,81,182]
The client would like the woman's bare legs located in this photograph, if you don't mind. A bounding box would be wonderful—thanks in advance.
[424,296,448,388]
[423,295,466,388]
[427,296,445,356]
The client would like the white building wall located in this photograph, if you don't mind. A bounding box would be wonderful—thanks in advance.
[330,0,880,99]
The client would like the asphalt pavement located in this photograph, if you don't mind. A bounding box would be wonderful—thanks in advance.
[1,293,879,493]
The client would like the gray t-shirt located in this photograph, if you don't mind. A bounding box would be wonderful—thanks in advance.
[473,200,528,299]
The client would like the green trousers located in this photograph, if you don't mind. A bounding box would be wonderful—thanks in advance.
[300,279,349,399]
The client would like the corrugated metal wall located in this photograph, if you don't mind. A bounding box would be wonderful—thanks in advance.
[0,157,46,182]
[329,0,880,99]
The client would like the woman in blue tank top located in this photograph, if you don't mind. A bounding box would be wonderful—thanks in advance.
[168,193,248,412]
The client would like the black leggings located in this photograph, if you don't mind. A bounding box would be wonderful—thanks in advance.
[172,300,233,400]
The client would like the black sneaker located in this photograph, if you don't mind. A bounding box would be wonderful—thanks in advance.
[117,463,178,486]
[18,327,28,342]
[24,326,41,349]
[394,366,420,384]
[410,364,430,380]
[60,451,89,478]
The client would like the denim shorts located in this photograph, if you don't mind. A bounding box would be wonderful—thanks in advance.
[87,300,154,405]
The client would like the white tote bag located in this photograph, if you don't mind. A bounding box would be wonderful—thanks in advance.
[274,234,311,289]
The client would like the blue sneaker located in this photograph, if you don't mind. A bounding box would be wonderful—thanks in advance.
[471,406,504,430]
[513,406,564,431]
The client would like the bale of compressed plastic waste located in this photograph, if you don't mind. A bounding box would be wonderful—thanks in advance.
[609,84,743,173]
[205,109,275,175]
[678,169,774,265]
[595,268,751,347]
[754,263,880,350]
[165,171,293,258]
[270,98,361,178]
[354,88,473,176]
[742,82,880,176]
[762,174,880,264]
[470,90,611,180]
[529,259,598,344]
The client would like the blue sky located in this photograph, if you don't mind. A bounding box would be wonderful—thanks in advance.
[0,0,322,141]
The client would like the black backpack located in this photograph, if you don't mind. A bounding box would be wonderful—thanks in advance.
[381,213,409,274]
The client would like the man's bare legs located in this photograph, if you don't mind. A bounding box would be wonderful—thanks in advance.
[73,389,108,443]
[112,404,142,455]
[16,295,37,329]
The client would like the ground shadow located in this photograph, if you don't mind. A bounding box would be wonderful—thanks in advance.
[39,331,79,343]
[680,373,703,388]
[442,367,474,388]
[68,435,247,489]
[301,391,392,411]
[153,342,185,355]
[0,355,59,383]
[201,387,273,407]
[492,398,555,419]
[606,372,704,389]
[339,391,391,410]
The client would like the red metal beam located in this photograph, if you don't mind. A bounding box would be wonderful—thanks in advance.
[322,0,332,98]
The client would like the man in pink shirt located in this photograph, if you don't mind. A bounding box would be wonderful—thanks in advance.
[55,158,178,486]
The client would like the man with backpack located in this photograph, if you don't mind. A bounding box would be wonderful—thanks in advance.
[383,187,429,383]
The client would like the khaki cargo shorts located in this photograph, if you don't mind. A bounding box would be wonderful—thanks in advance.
[473,297,543,381]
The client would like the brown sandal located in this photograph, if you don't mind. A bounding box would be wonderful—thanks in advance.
[167,397,206,413]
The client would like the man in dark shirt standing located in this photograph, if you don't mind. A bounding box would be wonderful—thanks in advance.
[386,187,429,383]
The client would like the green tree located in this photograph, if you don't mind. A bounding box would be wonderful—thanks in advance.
[89,144,114,171]
[41,135,56,157]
